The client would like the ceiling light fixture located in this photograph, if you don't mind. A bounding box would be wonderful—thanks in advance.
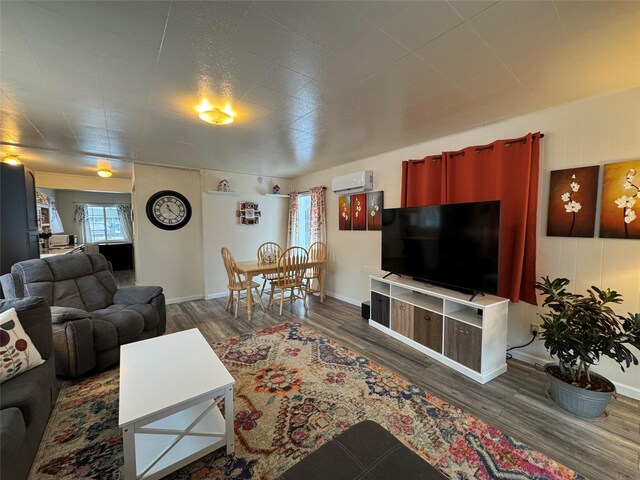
[2,154,21,165]
[196,99,235,125]
[97,169,112,178]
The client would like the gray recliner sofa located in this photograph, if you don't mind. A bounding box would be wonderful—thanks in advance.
[2,253,166,377]
[0,297,57,480]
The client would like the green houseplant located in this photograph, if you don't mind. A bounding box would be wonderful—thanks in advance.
[535,277,640,418]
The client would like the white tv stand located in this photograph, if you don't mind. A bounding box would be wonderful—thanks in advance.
[369,275,509,384]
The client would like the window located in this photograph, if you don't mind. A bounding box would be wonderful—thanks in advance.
[86,205,125,242]
[295,194,311,249]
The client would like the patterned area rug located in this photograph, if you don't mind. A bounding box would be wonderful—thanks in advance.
[30,323,583,479]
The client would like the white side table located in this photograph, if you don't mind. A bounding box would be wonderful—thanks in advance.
[119,329,235,480]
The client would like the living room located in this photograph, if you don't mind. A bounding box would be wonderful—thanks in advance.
[1,1,639,480]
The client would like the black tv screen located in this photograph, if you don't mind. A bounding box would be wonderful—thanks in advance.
[381,201,500,295]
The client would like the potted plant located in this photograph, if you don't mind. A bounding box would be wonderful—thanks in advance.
[535,277,640,418]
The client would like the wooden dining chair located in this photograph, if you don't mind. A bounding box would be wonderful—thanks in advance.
[268,246,308,315]
[257,241,283,297]
[304,241,327,302]
[221,247,265,319]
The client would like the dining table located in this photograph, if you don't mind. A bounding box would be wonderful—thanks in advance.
[234,259,326,320]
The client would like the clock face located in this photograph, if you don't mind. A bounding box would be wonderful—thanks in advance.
[145,190,192,230]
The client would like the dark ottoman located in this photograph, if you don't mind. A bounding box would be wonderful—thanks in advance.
[277,420,448,480]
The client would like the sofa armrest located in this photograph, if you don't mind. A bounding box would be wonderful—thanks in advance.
[0,273,24,299]
[52,319,96,377]
[113,286,163,305]
[1,408,28,480]
[50,306,91,324]
[0,297,52,360]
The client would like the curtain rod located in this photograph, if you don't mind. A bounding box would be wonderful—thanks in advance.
[73,202,130,206]
[295,186,327,194]
[409,133,545,163]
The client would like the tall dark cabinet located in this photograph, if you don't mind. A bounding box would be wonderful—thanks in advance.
[1,164,40,274]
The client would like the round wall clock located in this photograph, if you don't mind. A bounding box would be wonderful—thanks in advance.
[145,190,192,230]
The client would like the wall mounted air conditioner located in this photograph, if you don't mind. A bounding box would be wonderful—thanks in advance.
[331,170,373,194]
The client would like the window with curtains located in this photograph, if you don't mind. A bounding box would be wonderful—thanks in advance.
[288,186,326,249]
[295,194,311,249]
[86,205,125,242]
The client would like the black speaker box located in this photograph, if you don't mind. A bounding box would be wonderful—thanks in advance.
[361,301,370,320]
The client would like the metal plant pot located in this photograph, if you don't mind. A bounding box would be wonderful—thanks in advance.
[544,363,615,418]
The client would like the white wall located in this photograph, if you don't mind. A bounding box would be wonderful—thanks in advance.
[292,87,640,399]
[132,164,204,303]
[132,164,291,304]
[35,171,131,193]
[201,171,291,298]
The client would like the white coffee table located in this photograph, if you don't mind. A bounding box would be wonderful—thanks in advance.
[118,329,235,480]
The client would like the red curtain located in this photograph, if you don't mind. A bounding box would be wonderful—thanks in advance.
[400,133,541,304]
[401,155,443,207]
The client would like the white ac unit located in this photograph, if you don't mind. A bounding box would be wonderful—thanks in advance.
[331,170,373,194]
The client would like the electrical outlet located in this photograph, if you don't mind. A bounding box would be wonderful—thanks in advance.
[530,323,541,334]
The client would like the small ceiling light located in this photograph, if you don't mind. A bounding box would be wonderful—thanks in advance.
[2,154,21,165]
[97,169,112,178]
[196,99,234,125]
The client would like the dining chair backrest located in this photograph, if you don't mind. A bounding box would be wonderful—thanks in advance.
[305,241,327,278]
[257,242,282,264]
[221,247,243,288]
[308,242,327,262]
[276,246,308,288]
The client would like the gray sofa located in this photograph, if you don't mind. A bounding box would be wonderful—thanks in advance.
[2,253,166,377]
[0,297,57,480]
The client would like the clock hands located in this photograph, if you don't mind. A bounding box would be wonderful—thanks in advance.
[166,204,179,218]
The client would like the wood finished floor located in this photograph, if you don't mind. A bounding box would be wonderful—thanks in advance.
[166,294,639,480]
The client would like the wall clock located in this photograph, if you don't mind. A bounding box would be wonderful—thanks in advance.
[145,190,192,230]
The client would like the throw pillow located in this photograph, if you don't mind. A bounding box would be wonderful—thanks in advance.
[0,308,44,383]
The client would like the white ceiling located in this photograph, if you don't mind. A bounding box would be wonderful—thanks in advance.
[1,1,639,180]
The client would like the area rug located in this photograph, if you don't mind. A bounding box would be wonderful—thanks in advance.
[30,322,583,479]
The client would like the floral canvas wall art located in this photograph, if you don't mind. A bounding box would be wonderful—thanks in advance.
[600,160,640,239]
[338,195,351,231]
[546,166,599,237]
[351,193,367,230]
[367,191,384,231]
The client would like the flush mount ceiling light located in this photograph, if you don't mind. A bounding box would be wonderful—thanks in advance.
[2,154,21,165]
[196,99,234,125]
[97,169,112,178]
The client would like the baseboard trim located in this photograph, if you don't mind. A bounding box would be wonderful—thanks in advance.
[206,292,228,300]
[165,294,204,305]
[324,291,361,307]
[509,351,640,401]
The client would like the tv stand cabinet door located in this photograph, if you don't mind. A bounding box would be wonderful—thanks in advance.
[391,299,414,338]
[371,292,390,328]
[413,307,443,353]
[444,318,482,372]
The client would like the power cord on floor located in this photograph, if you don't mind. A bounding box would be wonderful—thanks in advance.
[506,331,537,360]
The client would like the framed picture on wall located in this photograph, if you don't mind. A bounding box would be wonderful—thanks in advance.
[599,159,640,239]
[238,200,261,226]
[351,193,366,231]
[367,191,384,231]
[546,166,599,237]
[338,195,351,230]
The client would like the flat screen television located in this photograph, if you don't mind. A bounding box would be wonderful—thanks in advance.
[381,200,500,295]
